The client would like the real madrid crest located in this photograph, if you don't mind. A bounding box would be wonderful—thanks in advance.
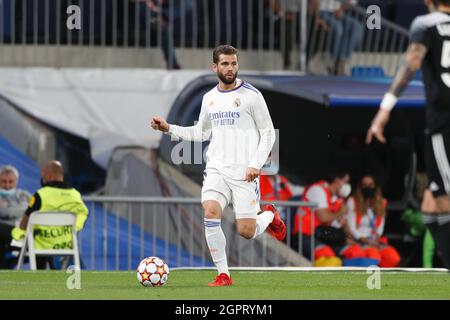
[233,97,241,107]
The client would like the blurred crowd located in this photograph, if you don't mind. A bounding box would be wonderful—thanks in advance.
[261,171,404,267]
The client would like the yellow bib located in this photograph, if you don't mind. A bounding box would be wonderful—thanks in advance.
[32,186,88,249]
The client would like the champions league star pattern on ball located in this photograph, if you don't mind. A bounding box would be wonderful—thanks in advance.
[136,257,170,287]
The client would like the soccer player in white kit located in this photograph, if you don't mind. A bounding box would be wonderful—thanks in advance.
[150,45,286,286]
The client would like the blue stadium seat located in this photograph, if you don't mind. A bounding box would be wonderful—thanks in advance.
[351,66,385,78]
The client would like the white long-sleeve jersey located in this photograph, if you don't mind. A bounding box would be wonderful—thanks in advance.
[168,79,276,180]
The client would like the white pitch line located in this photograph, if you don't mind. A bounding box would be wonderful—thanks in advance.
[170,266,450,273]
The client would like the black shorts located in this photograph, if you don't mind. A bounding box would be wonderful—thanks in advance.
[426,131,450,197]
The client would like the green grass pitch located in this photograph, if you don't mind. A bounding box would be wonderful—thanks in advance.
[0,270,449,300]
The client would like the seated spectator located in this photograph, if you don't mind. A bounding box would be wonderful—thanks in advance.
[0,165,31,268]
[292,171,366,266]
[0,165,31,226]
[346,174,401,267]
[270,0,326,70]
[318,0,363,75]
[0,160,89,269]
[260,174,295,203]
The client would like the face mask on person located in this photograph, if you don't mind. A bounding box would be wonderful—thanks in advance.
[338,183,351,198]
[361,187,376,198]
[0,188,16,197]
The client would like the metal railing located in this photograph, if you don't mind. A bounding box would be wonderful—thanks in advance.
[307,0,410,76]
[0,0,409,73]
[79,196,317,270]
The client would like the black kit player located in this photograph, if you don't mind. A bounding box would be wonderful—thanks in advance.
[367,0,450,268]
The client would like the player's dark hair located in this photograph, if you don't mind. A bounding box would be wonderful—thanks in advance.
[213,45,238,64]
[436,0,450,5]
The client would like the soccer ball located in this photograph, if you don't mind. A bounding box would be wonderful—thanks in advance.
[136,256,169,287]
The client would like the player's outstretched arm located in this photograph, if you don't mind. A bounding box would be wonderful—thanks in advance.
[150,116,170,132]
[366,43,427,144]
[151,97,211,142]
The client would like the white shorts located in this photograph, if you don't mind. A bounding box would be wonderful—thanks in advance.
[201,168,261,219]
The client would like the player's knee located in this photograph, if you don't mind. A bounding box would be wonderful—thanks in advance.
[203,201,221,219]
[240,231,254,240]
[204,210,219,220]
[237,224,255,239]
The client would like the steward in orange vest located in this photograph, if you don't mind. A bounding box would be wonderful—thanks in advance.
[259,175,293,202]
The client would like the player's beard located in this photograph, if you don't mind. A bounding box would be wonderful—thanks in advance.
[217,70,238,85]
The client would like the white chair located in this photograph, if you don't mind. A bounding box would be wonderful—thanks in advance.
[16,211,80,270]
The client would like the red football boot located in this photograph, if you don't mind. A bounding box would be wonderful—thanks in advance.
[208,273,233,287]
[265,204,287,241]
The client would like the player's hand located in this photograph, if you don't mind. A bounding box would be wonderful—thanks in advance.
[150,116,169,132]
[366,109,390,144]
[245,167,260,182]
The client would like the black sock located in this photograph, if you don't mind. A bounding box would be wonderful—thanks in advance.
[424,212,450,269]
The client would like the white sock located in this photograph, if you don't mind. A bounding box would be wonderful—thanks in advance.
[252,210,274,239]
[204,218,229,276]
